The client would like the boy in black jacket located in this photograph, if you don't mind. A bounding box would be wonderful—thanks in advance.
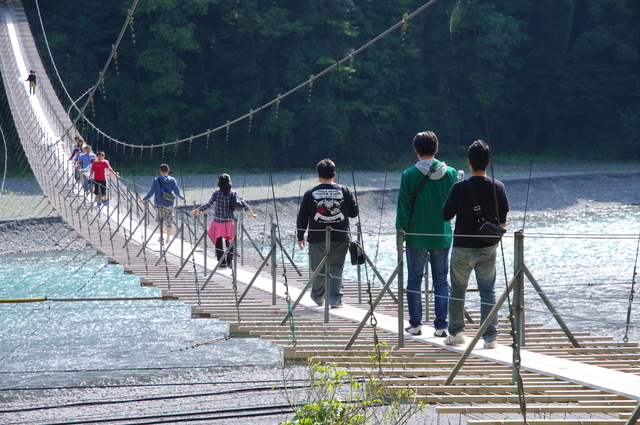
[297,159,359,308]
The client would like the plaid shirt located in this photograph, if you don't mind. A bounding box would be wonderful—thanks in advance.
[198,190,247,222]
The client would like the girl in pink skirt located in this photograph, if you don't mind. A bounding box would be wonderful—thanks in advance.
[190,174,257,268]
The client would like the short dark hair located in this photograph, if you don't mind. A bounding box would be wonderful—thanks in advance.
[412,131,438,156]
[218,173,232,194]
[468,140,491,171]
[96,151,105,156]
[316,158,336,179]
[159,164,170,172]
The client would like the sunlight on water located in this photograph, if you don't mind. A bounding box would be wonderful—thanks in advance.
[2,206,639,390]
[289,206,640,342]
[0,251,282,389]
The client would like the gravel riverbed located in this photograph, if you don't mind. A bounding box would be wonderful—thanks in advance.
[1,163,639,424]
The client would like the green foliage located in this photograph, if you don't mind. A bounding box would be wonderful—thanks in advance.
[279,345,424,425]
[20,0,640,169]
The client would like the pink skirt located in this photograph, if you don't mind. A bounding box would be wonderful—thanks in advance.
[208,220,235,243]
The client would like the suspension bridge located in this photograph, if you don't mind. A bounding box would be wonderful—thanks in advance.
[1,1,640,423]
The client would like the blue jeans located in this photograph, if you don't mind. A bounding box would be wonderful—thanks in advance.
[82,176,92,193]
[405,245,450,330]
[308,241,348,306]
[448,245,498,342]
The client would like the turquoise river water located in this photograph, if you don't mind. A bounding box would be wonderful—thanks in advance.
[1,205,640,392]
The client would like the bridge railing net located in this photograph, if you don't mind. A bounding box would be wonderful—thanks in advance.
[0,5,148,245]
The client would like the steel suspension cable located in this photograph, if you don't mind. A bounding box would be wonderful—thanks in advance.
[623,231,640,342]
[55,0,141,145]
[468,0,527,421]
[33,0,76,112]
[0,223,80,297]
[369,16,409,271]
[40,0,443,154]
[191,11,214,130]
[242,1,296,344]
[0,248,106,366]
[0,125,8,199]
[325,0,389,367]
[519,3,556,232]
[177,168,202,304]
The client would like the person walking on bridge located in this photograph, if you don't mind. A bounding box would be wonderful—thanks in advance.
[396,131,458,337]
[69,137,85,185]
[190,174,257,269]
[76,144,96,194]
[442,140,509,349]
[140,164,186,244]
[25,70,36,95]
[296,158,359,308]
[88,151,119,208]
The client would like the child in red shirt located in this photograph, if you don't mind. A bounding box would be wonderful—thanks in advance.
[89,151,119,207]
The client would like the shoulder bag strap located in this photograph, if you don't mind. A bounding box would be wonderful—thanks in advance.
[408,161,440,211]
[467,179,486,224]
[157,177,173,193]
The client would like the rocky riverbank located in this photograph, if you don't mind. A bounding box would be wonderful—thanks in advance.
[1,165,639,255]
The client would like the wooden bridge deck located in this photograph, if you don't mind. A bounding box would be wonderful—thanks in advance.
[1,2,639,423]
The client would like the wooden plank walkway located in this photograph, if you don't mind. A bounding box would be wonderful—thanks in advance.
[2,2,640,423]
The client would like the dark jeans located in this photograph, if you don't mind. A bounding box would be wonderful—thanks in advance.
[215,237,233,266]
[308,241,348,306]
[405,245,450,330]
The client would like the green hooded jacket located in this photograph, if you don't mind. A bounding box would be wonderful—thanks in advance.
[396,159,458,250]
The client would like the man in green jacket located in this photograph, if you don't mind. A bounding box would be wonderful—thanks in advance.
[396,131,458,337]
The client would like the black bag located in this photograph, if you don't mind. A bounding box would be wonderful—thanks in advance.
[229,193,243,212]
[476,221,506,244]
[349,240,365,265]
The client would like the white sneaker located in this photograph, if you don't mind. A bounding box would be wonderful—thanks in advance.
[404,325,422,336]
[444,332,465,345]
[433,329,448,337]
[483,339,497,349]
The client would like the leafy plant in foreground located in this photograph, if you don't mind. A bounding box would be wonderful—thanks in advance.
[280,344,424,425]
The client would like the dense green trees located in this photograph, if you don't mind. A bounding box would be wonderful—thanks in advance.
[20,0,640,169]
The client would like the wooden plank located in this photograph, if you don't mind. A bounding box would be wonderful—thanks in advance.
[437,405,635,414]
[467,421,625,425]
[416,393,623,403]
[386,384,586,395]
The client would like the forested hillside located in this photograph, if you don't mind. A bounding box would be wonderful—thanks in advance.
[20,0,640,169]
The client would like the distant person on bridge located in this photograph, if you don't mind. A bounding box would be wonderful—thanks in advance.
[87,151,119,208]
[442,140,509,349]
[296,158,359,308]
[190,174,257,269]
[76,145,96,193]
[69,136,84,160]
[140,164,186,244]
[396,131,458,338]
[69,137,85,185]
[25,70,36,95]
